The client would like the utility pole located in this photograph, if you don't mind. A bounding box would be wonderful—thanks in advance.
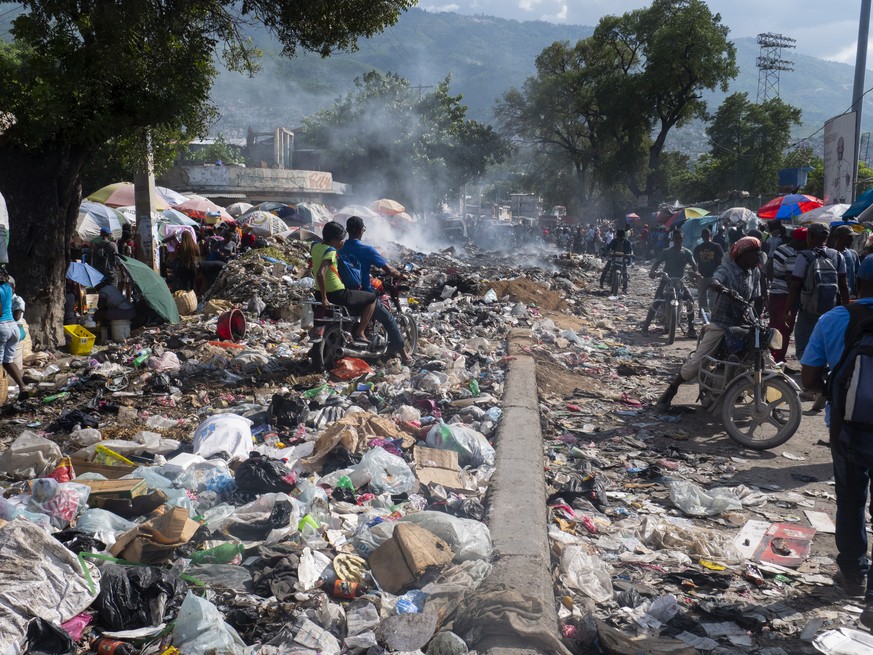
[134,130,158,272]
[412,83,433,101]
[852,0,872,203]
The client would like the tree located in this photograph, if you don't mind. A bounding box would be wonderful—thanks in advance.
[0,0,414,346]
[303,72,508,211]
[496,0,736,211]
[703,93,801,195]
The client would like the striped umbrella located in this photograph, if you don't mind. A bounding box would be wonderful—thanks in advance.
[87,182,170,210]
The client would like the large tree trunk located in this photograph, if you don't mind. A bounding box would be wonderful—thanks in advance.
[0,143,88,349]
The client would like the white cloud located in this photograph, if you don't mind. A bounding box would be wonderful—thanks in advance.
[541,3,568,22]
[420,3,461,12]
[518,0,546,11]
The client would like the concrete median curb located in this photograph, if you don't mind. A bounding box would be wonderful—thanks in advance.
[476,328,563,655]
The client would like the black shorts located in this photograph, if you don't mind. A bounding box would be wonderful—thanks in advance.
[327,289,376,314]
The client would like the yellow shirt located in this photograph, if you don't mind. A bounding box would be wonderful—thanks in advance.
[311,243,344,293]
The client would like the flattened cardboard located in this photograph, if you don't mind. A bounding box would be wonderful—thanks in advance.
[369,523,453,594]
[414,446,464,490]
[80,479,148,500]
[70,455,134,480]
[110,505,199,563]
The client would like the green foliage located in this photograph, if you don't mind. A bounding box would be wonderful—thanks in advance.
[495,0,737,210]
[303,71,509,210]
[186,134,245,165]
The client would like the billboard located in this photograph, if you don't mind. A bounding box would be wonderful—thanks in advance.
[823,112,856,204]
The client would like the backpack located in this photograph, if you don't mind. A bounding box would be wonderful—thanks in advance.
[89,241,112,274]
[826,304,873,441]
[800,249,839,316]
[326,246,362,290]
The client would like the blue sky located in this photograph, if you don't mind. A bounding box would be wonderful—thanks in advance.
[417,0,867,64]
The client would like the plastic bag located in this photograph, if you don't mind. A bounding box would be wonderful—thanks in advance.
[330,358,372,380]
[172,592,246,655]
[28,480,90,529]
[482,289,498,304]
[75,509,136,548]
[223,493,302,544]
[93,563,186,631]
[0,431,62,480]
[393,405,422,422]
[186,564,252,592]
[356,447,417,495]
[425,423,495,468]
[192,414,253,462]
[234,453,296,496]
[175,460,236,497]
[560,546,614,603]
[668,480,743,517]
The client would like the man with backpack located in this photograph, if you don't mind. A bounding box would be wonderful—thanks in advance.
[800,256,873,622]
[341,216,411,364]
[784,223,849,361]
[90,227,119,286]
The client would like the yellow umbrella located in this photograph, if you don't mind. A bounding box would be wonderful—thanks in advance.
[370,198,405,216]
[87,182,170,211]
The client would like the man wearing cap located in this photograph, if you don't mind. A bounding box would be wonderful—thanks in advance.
[656,236,763,411]
[768,227,807,365]
[832,225,860,297]
[785,223,849,361]
[800,256,873,617]
[341,216,411,364]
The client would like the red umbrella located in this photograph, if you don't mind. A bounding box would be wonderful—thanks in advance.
[173,198,232,223]
[756,194,823,220]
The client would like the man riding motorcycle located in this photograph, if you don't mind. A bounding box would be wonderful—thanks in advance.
[655,236,764,411]
[643,229,698,337]
[599,229,634,293]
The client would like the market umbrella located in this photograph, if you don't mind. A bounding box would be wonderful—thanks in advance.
[118,255,180,324]
[843,187,873,219]
[719,207,757,226]
[173,198,232,222]
[333,205,380,222]
[625,212,640,220]
[239,210,287,237]
[77,201,128,241]
[155,186,187,206]
[159,208,199,226]
[663,207,707,229]
[226,202,253,218]
[797,204,849,225]
[65,261,104,288]
[250,201,288,214]
[756,194,823,220]
[370,198,405,215]
[87,182,170,211]
[0,190,7,231]
[391,211,415,223]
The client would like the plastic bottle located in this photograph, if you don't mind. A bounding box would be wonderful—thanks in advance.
[468,379,480,396]
[132,348,152,367]
[188,542,244,565]
[320,574,367,599]
[94,639,135,655]
[41,392,70,404]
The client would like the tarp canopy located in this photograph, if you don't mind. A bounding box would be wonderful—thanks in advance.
[681,216,719,250]
[118,255,180,324]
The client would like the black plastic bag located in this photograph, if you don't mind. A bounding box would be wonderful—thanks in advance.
[53,529,106,555]
[24,618,75,655]
[234,453,297,495]
[268,394,308,430]
[93,563,186,631]
[227,500,294,541]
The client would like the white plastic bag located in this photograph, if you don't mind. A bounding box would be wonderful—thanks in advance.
[192,414,253,462]
[356,447,417,495]
[76,509,136,548]
[668,480,743,517]
[0,431,62,479]
[172,592,246,655]
[560,545,614,603]
[425,423,495,468]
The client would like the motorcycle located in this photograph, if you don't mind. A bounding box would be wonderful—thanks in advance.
[697,301,801,450]
[306,276,418,371]
[650,273,694,345]
[607,252,629,296]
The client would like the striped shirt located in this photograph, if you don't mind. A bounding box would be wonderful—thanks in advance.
[770,243,798,296]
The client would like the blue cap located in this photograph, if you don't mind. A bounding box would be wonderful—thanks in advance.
[859,256,873,281]
[99,227,111,236]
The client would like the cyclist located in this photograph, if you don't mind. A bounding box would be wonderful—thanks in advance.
[642,229,698,337]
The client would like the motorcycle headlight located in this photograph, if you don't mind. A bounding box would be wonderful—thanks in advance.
[768,328,783,351]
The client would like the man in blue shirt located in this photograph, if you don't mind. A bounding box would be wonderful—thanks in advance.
[801,256,873,623]
[342,216,410,364]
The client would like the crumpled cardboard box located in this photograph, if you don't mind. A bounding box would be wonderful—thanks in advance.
[109,505,199,563]
[368,523,452,594]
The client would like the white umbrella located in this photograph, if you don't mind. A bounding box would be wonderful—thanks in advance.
[333,205,380,222]
[160,208,199,226]
[797,203,849,225]
[77,201,128,241]
[156,186,188,206]
[226,202,253,218]
[718,207,757,226]
[239,210,286,237]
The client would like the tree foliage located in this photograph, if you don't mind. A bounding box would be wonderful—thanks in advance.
[303,71,509,210]
[495,0,736,211]
[0,0,415,345]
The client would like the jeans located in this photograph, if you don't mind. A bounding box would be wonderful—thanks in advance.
[832,441,873,597]
[373,301,404,353]
[794,310,818,361]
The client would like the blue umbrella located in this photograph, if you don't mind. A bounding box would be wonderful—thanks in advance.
[66,261,104,288]
[843,188,873,219]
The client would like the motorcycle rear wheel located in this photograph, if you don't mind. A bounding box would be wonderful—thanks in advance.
[311,324,344,371]
[721,375,801,450]
[666,304,678,345]
[399,312,419,355]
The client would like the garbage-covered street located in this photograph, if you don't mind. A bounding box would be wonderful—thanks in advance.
[0,231,866,655]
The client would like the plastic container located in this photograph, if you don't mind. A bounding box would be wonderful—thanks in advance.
[216,309,246,342]
[64,324,96,355]
[109,319,131,342]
